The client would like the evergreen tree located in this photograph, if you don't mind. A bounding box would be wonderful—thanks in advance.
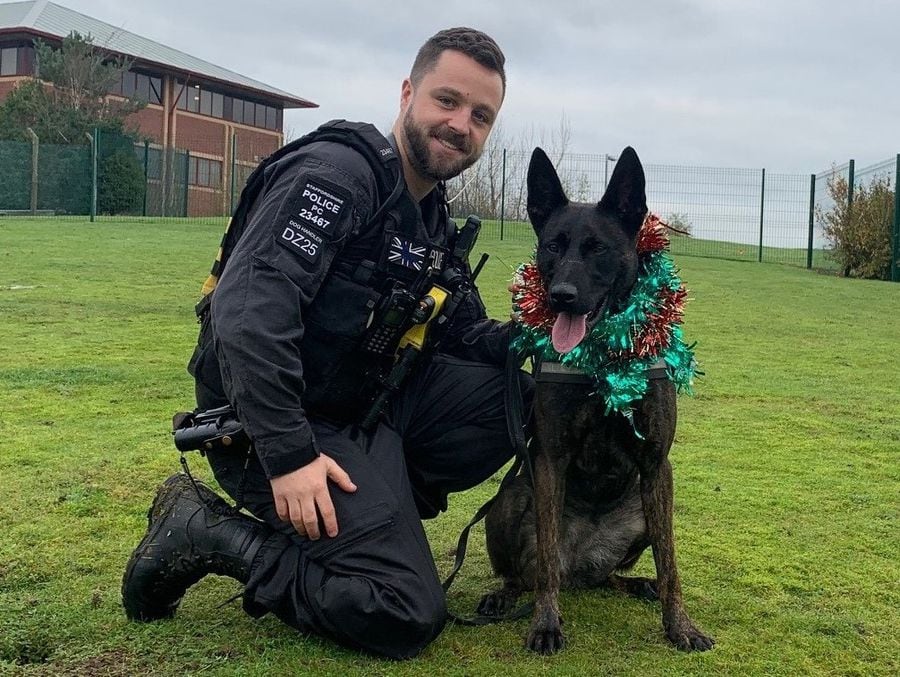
[0,31,144,142]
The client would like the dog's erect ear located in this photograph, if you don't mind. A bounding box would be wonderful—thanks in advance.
[527,147,568,234]
[598,147,647,236]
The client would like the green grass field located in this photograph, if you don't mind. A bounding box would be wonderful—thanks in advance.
[1,218,897,676]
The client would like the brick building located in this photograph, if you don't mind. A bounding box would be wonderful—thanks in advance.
[0,0,316,216]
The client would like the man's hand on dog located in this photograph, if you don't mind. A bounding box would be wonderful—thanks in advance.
[271,455,357,539]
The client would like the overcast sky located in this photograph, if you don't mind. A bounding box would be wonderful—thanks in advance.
[57,0,898,173]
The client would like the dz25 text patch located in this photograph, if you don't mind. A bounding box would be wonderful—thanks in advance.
[278,221,324,264]
[294,180,348,234]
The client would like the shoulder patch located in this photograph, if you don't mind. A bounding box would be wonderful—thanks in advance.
[276,177,353,264]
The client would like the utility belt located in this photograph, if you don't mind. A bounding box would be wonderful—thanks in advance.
[174,215,487,454]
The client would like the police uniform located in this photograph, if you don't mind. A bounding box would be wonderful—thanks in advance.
[189,124,527,657]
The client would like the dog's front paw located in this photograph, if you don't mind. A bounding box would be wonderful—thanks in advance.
[526,617,566,654]
[665,618,715,652]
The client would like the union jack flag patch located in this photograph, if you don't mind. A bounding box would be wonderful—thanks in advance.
[387,236,428,271]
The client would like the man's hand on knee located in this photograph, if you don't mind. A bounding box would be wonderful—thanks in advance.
[271,455,357,539]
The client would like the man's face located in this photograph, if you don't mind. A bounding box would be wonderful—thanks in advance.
[400,49,504,183]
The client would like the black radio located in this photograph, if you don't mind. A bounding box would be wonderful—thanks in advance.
[360,283,421,356]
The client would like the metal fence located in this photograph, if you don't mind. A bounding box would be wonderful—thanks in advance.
[1,130,897,279]
[0,128,270,224]
[447,149,900,276]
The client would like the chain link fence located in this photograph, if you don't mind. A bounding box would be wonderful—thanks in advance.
[0,128,273,225]
[1,130,897,279]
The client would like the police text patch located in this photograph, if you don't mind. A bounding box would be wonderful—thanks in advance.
[294,180,348,234]
[278,221,324,263]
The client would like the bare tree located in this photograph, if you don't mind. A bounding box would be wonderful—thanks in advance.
[446,113,576,222]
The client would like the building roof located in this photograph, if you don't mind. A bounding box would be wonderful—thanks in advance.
[0,0,317,108]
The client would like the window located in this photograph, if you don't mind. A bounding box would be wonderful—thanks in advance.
[145,146,162,180]
[199,89,212,116]
[188,85,200,113]
[188,157,223,188]
[135,73,151,102]
[149,76,162,104]
[210,95,279,129]
[209,160,221,187]
[176,81,187,109]
[212,92,223,118]
[0,47,17,76]
[122,71,136,97]
[108,72,123,96]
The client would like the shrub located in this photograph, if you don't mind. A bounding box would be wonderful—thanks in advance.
[98,150,145,215]
[665,212,693,237]
[817,173,894,279]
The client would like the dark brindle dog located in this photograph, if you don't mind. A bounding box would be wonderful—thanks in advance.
[478,147,714,654]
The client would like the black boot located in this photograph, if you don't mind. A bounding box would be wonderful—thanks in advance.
[122,473,270,621]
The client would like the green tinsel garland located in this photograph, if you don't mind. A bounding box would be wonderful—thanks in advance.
[511,248,699,421]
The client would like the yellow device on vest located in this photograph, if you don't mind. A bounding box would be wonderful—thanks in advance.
[398,286,449,352]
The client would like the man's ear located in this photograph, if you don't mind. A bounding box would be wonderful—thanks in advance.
[400,78,413,111]
[598,147,647,236]
[527,147,568,236]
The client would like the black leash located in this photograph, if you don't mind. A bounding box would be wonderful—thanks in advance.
[442,326,536,626]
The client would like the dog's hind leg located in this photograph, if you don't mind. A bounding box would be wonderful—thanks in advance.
[605,574,658,601]
[477,580,524,617]
[480,476,534,617]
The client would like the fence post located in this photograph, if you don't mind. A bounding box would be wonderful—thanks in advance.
[142,140,149,217]
[807,174,816,269]
[183,151,190,217]
[847,159,855,208]
[892,154,900,282]
[26,127,38,215]
[499,148,507,241]
[230,133,237,215]
[758,168,766,262]
[90,127,99,222]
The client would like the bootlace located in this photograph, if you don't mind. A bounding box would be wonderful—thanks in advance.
[179,453,240,517]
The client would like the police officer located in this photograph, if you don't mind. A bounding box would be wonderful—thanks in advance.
[122,28,521,659]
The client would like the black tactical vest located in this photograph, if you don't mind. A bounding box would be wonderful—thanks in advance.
[190,120,455,422]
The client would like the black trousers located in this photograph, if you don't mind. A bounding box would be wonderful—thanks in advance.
[206,354,531,659]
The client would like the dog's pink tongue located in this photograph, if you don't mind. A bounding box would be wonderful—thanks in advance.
[551,312,588,354]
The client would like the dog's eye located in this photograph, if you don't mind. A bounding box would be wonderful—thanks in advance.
[546,242,561,254]
[594,243,608,253]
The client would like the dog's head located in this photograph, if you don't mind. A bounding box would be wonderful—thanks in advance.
[527,146,647,353]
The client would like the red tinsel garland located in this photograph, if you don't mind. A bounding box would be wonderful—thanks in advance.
[625,286,687,359]
[636,213,669,255]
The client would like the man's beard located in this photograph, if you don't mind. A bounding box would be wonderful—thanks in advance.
[403,108,481,183]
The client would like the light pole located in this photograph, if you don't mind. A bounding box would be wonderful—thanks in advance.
[603,154,617,190]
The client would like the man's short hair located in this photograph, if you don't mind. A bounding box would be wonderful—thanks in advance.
[411,27,506,91]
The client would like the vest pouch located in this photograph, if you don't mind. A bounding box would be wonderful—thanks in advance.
[301,271,385,422]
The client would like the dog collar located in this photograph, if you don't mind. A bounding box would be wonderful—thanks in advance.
[535,357,669,385]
